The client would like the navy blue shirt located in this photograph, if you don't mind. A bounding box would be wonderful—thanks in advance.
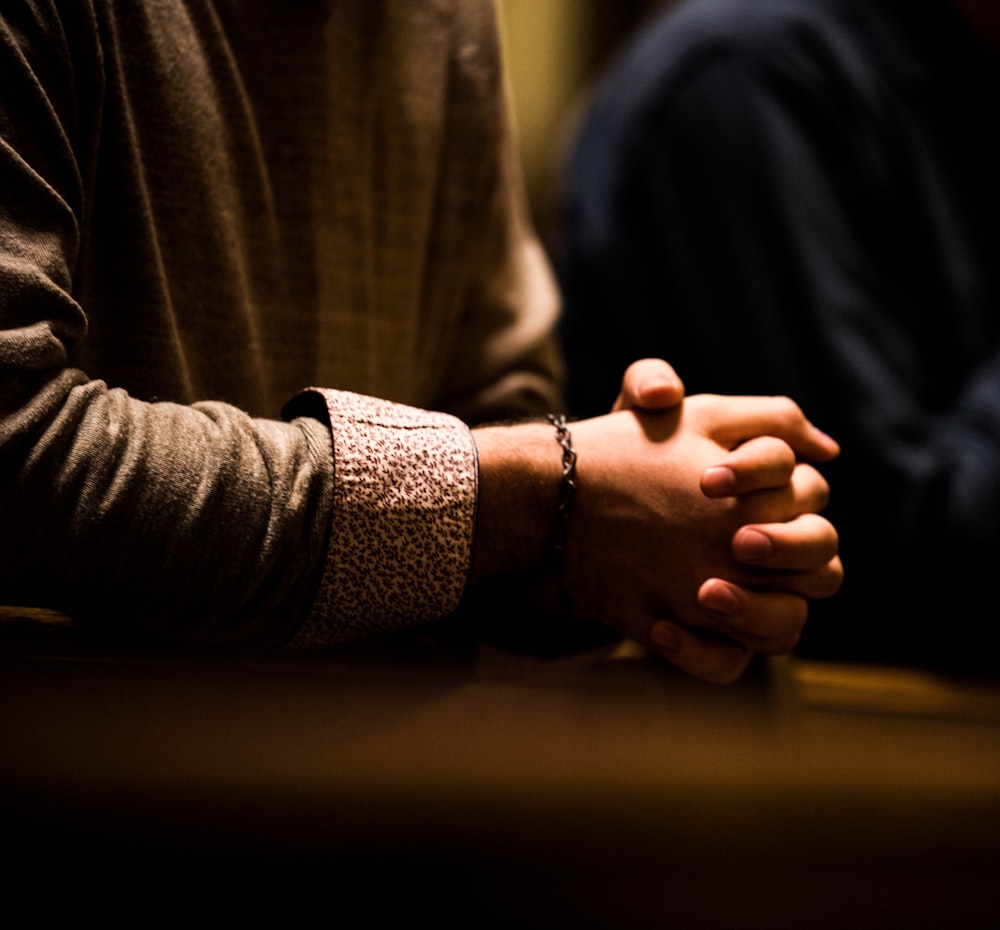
[559,0,1000,672]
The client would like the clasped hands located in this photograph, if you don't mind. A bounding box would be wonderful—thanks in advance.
[564,358,842,683]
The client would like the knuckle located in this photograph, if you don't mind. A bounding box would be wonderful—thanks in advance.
[820,557,845,595]
[811,514,839,551]
[803,558,843,598]
[756,601,807,655]
[826,524,841,555]
[776,620,805,653]
[764,435,797,468]
[794,464,829,502]
[772,395,805,427]
[814,480,832,510]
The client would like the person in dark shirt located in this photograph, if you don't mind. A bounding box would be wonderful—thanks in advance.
[558,0,1000,673]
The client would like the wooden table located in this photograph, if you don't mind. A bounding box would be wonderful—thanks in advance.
[2,631,998,926]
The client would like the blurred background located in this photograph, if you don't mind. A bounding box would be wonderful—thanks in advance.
[497,0,675,239]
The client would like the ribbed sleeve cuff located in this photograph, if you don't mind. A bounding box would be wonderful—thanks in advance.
[282,389,477,646]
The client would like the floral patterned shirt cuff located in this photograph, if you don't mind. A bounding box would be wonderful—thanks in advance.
[282,389,478,647]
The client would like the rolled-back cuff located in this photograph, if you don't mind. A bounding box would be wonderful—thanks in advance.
[283,389,477,646]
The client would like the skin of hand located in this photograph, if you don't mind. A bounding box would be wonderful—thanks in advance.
[562,399,840,682]
[597,359,842,683]
[471,358,841,684]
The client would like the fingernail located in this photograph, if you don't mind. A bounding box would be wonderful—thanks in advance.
[639,376,680,397]
[701,581,740,615]
[734,528,773,562]
[702,466,736,496]
[650,622,682,653]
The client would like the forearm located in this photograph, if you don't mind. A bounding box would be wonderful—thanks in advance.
[1,372,492,649]
[0,372,335,643]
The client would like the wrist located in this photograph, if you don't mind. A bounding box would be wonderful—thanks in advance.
[471,420,563,578]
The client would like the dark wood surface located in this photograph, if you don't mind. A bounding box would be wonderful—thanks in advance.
[2,629,998,926]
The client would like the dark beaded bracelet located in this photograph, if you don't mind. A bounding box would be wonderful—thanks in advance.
[546,413,577,575]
